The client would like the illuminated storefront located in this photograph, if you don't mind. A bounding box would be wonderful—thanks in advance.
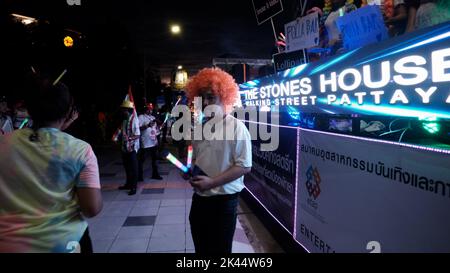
[238,22,450,253]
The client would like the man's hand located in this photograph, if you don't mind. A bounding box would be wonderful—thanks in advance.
[181,171,190,180]
[190,175,215,192]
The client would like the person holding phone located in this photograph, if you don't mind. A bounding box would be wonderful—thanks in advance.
[185,67,252,254]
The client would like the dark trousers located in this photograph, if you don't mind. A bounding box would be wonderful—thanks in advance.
[122,150,138,189]
[138,146,159,180]
[79,228,93,253]
[189,193,239,254]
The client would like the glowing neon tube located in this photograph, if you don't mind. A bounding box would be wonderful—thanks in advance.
[174,97,182,107]
[53,69,67,85]
[186,145,193,169]
[19,118,29,129]
[165,152,189,173]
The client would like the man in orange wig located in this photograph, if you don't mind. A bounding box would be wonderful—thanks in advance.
[185,67,252,253]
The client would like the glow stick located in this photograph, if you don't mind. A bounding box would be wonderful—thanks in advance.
[19,118,29,129]
[53,69,67,85]
[165,152,189,173]
[186,145,193,169]
[163,112,169,124]
[174,97,182,107]
[112,128,121,142]
[31,66,36,74]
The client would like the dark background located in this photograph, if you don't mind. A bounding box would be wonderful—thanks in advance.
[0,0,326,110]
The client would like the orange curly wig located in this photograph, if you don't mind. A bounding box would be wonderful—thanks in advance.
[185,67,238,110]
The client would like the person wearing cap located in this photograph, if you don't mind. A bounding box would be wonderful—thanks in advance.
[184,67,252,254]
[116,100,140,195]
[137,103,162,181]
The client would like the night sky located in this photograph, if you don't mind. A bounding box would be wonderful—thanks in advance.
[1,0,322,108]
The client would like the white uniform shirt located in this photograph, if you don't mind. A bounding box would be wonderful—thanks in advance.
[0,115,13,135]
[121,114,140,152]
[138,114,158,148]
[193,115,252,197]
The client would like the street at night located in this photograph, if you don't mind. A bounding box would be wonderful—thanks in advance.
[1,0,450,263]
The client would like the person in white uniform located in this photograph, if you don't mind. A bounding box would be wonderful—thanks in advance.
[138,103,162,181]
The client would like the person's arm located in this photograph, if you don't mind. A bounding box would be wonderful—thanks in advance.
[139,120,156,131]
[385,4,407,24]
[190,124,252,192]
[139,124,149,131]
[190,166,250,192]
[129,116,141,140]
[76,188,103,218]
[76,146,103,218]
[61,108,79,131]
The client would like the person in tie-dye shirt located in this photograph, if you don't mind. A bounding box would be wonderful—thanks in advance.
[0,80,103,253]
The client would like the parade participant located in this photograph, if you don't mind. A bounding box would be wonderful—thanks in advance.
[12,100,33,130]
[138,103,162,181]
[116,99,140,195]
[0,80,102,252]
[321,0,358,55]
[405,0,421,32]
[381,0,408,36]
[185,67,252,253]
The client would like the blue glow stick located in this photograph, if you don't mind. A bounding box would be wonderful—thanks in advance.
[19,118,29,129]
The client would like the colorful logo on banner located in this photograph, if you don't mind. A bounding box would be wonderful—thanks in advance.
[306,165,321,200]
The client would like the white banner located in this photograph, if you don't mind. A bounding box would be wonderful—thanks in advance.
[295,129,450,253]
[284,12,319,52]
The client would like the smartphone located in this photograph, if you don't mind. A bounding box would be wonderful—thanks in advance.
[191,165,207,177]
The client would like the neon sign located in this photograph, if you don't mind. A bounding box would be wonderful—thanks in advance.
[240,23,450,119]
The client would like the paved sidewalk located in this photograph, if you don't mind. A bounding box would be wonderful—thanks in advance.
[88,148,254,253]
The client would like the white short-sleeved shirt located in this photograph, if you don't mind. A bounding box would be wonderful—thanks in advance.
[0,115,13,135]
[138,114,158,148]
[121,114,140,152]
[193,115,252,197]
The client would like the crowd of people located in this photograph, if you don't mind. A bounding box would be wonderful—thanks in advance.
[302,0,450,57]
[0,67,253,254]
[0,97,33,135]
[1,0,447,254]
